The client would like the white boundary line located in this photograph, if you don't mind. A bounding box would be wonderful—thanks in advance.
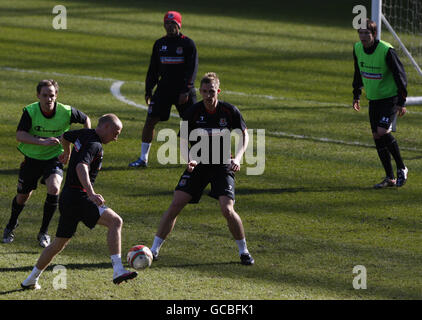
[3,66,422,152]
[269,131,420,151]
[110,80,179,117]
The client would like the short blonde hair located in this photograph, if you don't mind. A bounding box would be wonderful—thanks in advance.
[200,72,220,88]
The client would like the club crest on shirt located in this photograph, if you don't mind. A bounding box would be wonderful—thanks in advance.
[176,46,183,55]
[178,178,187,187]
[74,139,81,152]
[219,118,227,127]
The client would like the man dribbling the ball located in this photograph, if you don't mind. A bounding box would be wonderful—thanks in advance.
[21,114,137,289]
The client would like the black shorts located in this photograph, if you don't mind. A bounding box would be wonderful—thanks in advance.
[56,187,105,238]
[175,164,235,204]
[369,96,399,133]
[147,88,197,121]
[17,156,63,194]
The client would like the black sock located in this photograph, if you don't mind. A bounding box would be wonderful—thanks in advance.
[6,196,24,230]
[382,133,405,170]
[374,138,394,179]
[40,194,59,234]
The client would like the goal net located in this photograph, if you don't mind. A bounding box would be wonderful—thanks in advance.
[373,0,422,105]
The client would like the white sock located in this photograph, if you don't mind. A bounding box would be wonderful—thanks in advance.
[23,266,43,285]
[235,238,249,255]
[111,254,125,274]
[151,236,164,255]
[140,142,152,162]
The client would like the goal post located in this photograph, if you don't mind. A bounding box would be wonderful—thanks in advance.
[372,0,422,105]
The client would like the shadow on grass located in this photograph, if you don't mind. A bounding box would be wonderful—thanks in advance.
[0,262,110,273]
[0,0,371,28]
[0,250,39,255]
[0,169,19,176]
[0,288,26,295]
[236,185,373,195]
[165,261,239,268]
[100,164,183,171]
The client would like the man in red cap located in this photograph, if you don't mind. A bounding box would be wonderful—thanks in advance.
[129,11,198,168]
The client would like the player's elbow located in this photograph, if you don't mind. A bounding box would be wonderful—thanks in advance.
[76,162,89,174]
[16,131,26,142]
[84,117,92,129]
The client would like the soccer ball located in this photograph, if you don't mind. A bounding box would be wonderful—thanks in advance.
[127,245,153,270]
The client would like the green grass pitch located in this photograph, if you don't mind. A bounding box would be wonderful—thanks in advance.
[0,0,421,300]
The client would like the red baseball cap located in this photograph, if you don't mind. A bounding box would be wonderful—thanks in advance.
[164,11,182,28]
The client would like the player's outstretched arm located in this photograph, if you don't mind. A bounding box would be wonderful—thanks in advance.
[16,130,60,146]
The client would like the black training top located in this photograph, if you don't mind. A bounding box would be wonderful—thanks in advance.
[182,100,247,165]
[62,128,103,190]
[145,33,198,96]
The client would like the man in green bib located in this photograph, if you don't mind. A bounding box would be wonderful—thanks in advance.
[2,80,91,247]
[352,19,408,189]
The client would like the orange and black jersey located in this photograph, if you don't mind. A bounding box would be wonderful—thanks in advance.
[62,129,103,190]
[145,33,198,96]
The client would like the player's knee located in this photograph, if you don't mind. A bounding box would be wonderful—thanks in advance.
[112,214,123,230]
[145,116,159,128]
[169,193,190,213]
[16,192,31,205]
[46,180,61,195]
[373,132,381,140]
[376,127,389,138]
[48,186,60,195]
[221,207,235,220]
[50,238,70,253]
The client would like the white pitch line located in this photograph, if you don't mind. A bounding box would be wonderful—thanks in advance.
[0,66,356,108]
[3,66,422,111]
[0,66,128,83]
[269,131,421,152]
[109,80,180,117]
[111,81,421,152]
[2,66,422,151]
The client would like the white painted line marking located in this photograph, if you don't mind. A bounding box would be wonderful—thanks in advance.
[2,66,421,151]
